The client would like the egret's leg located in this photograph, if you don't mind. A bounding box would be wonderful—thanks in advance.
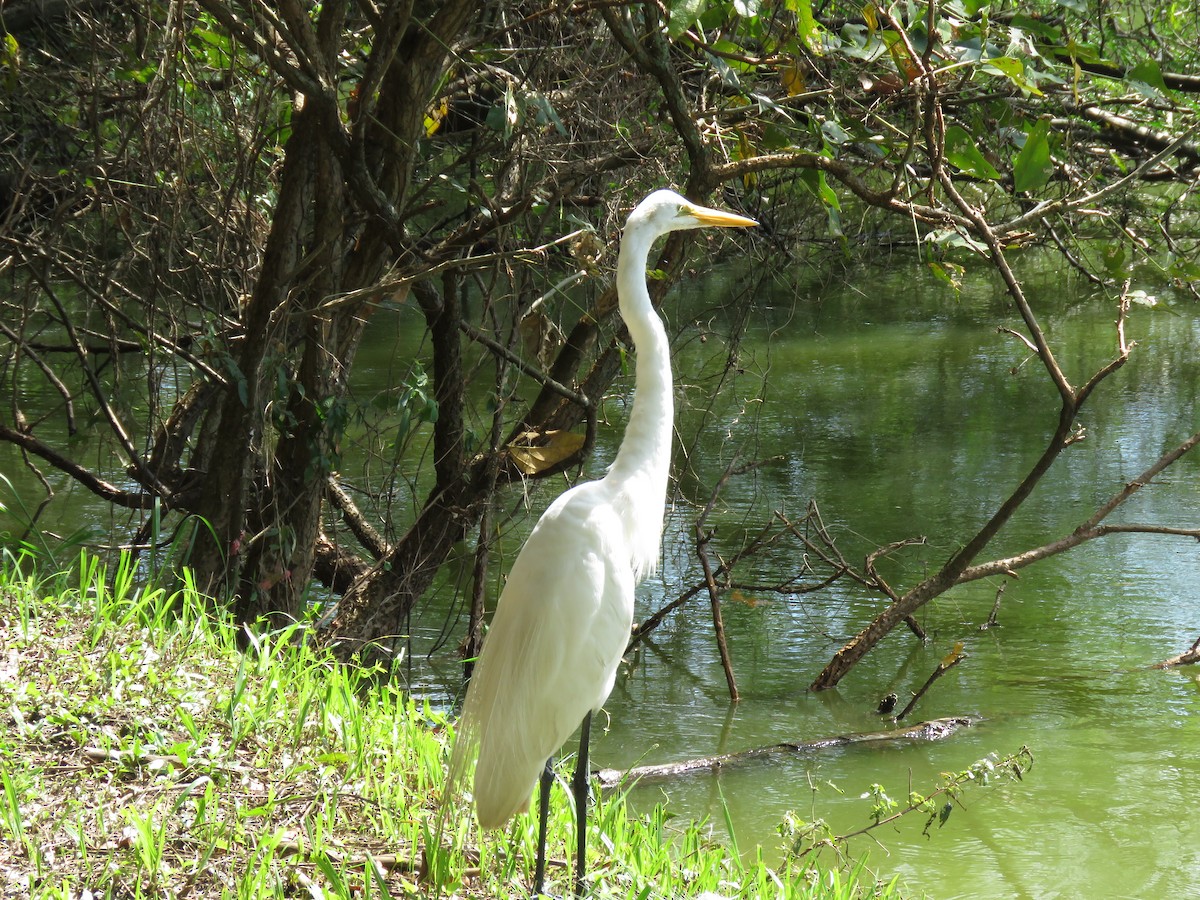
[572,712,592,898]
[534,757,553,896]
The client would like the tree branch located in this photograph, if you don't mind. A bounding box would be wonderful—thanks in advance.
[0,422,155,510]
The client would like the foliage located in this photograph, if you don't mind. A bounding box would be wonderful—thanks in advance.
[0,552,904,899]
[778,747,1035,867]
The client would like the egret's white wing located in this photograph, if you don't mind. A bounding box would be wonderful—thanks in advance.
[455,483,635,829]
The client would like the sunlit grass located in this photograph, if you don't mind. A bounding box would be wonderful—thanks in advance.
[0,551,902,898]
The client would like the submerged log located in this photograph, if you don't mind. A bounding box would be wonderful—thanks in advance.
[596,716,976,788]
[1151,635,1200,669]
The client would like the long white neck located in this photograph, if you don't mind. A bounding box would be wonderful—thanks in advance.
[604,222,673,580]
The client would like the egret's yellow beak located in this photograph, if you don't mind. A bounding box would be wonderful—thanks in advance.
[687,204,759,228]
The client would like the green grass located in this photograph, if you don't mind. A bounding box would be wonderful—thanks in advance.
[0,551,902,899]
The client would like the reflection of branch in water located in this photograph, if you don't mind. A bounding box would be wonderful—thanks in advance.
[626,631,728,709]
[695,454,751,701]
[716,700,738,756]
[865,536,928,640]
[881,631,927,701]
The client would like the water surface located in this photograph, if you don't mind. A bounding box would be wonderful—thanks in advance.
[581,257,1200,899]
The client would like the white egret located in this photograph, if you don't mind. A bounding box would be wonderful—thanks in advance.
[448,190,757,896]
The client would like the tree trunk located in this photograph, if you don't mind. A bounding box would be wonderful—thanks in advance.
[320,276,476,656]
[189,118,316,606]
[188,0,478,625]
[236,101,354,625]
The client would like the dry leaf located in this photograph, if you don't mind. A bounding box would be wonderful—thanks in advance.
[508,429,585,475]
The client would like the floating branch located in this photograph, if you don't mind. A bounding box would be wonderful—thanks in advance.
[1151,635,1200,670]
[595,716,976,788]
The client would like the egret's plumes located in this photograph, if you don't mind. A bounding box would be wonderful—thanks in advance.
[445,189,756,893]
[468,486,632,827]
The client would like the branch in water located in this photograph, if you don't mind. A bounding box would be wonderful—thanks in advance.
[596,716,976,788]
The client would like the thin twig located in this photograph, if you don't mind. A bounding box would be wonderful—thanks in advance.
[895,644,966,721]
[695,456,744,701]
[980,581,1007,630]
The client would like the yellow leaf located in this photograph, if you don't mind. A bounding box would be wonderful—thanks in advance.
[507,429,586,475]
[424,97,449,137]
[736,127,758,189]
[941,641,965,666]
[885,35,918,83]
[780,64,806,97]
[862,3,878,32]
[729,590,768,608]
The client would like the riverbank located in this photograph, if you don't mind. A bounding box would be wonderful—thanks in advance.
[0,554,900,899]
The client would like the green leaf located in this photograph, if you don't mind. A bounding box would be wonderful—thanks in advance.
[712,38,755,72]
[957,0,991,14]
[1,33,20,88]
[1127,289,1157,308]
[1127,58,1167,98]
[821,120,851,145]
[982,56,1043,96]
[799,168,843,236]
[1010,15,1062,42]
[944,126,1001,179]
[1060,38,1106,65]
[1100,242,1127,278]
[1012,120,1054,193]
[800,168,840,210]
[1168,257,1200,282]
[667,0,707,38]
[786,0,822,52]
[928,260,966,295]
[927,228,987,254]
[761,122,794,151]
[526,92,566,135]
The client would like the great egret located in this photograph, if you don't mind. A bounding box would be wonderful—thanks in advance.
[448,190,757,896]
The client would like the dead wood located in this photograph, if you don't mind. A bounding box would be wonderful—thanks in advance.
[595,716,976,788]
[895,644,966,721]
[1151,635,1200,669]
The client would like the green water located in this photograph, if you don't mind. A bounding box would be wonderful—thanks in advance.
[3,252,1197,898]
[581,259,1200,899]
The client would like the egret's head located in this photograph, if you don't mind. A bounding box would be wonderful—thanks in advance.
[628,189,758,237]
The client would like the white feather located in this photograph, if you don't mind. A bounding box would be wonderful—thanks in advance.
[445,190,757,835]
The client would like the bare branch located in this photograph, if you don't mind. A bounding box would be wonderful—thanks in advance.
[954,429,1200,583]
[0,422,155,510]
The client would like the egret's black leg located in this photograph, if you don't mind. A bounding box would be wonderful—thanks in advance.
[572,712,592,898]
[534,757,553,896]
